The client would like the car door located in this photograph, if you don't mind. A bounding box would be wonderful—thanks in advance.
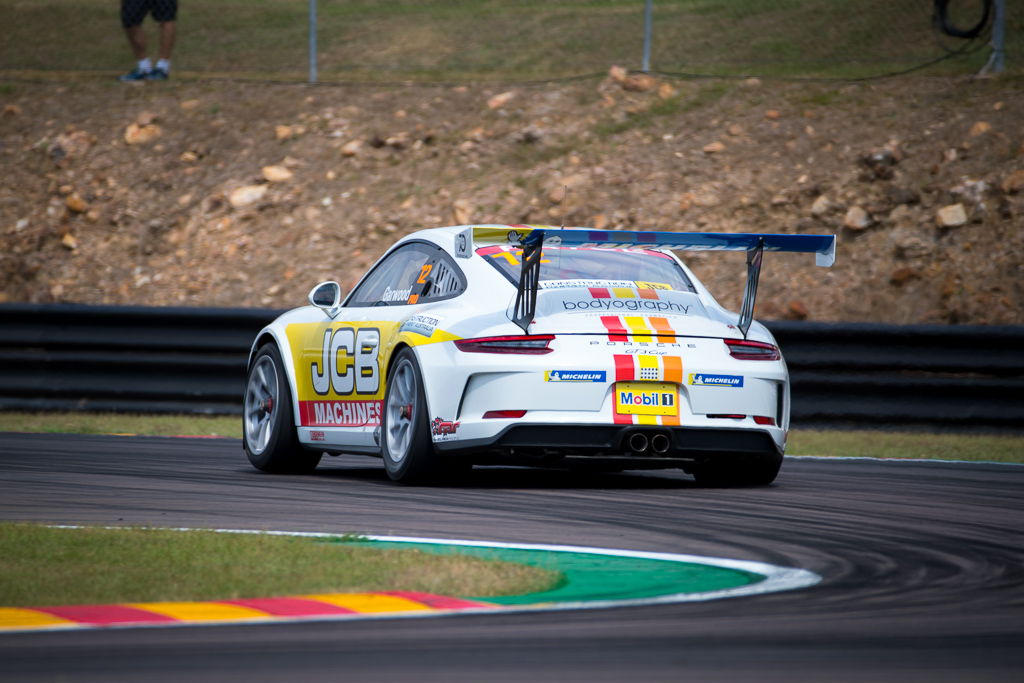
[285,241,465,452]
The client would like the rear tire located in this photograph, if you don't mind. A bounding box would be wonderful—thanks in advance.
[243,344,322,474]
[381,348,449,483]
[692,453,782,487]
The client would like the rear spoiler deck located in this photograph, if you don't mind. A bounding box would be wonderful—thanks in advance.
[462,225,836,337]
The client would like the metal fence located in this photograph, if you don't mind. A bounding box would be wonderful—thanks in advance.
[1,303,1022,431]
[0,1,1012,82]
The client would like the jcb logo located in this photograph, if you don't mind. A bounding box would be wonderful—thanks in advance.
[311,326,380,396]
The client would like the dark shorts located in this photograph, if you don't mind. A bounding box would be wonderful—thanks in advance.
[121,0,178,28]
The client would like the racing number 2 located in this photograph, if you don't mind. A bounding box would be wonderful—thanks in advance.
[311,327,380,396]
[406,264,433,305]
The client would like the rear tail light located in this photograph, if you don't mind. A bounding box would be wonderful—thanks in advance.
[707,414,776,426]
[725,339,781,361]
[455,335,555,355]
[483,410,527,419]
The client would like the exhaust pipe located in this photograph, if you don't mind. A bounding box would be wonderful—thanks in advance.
[650,433,671,454]
[627,432,649,454]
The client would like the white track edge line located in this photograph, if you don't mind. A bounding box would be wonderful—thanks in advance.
[6,526,821,635]
[786,454,1024,466]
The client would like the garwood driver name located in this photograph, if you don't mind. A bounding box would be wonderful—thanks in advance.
[562,299,690,313]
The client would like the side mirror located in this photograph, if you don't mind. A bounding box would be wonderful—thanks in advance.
[308,281,342,318]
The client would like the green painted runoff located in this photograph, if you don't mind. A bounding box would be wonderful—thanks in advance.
[342,540,762,605]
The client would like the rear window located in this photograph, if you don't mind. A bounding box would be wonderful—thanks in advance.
[477,245,695,292]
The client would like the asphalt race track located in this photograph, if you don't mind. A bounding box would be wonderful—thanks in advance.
[1,432,1022,682]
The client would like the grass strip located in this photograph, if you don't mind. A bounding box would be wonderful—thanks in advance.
[0,412,243,439]
[1,0,1017,80]
[787,430,1024,464]
[1,412,1021,463]
[0,524,559,608]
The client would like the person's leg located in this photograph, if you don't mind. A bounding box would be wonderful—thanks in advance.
[119,0,152,80]
[157,20,176,61]
[125,24,148,60]
[121,0,149,57]
[148,0,177,78]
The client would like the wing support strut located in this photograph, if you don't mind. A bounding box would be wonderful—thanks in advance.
[511,229,544,333]
[737,238,764,339]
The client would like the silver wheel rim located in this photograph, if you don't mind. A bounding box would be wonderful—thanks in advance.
[385,359,417,464]
[244,355,278,455]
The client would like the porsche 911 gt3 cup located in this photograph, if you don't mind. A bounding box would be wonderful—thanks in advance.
[244,225,836,485]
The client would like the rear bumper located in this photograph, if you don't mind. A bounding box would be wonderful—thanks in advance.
[435,422,782,463]
[415,337,791,456]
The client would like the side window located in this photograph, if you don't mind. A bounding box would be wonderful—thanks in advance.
[346,242,466,307]
[422,257,463,301]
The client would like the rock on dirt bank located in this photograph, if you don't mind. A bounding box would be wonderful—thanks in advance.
[1,72,1021,324]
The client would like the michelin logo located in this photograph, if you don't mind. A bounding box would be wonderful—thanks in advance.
[688,373,743,388]
[545,370,607,382]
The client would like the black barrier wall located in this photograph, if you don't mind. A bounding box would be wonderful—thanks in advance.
[1,304,1021,430]
[0,304,272,415]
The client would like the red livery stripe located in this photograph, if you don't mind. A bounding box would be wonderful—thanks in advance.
[589,287,611,298]
[601,316,629,342]
[299,399,382,427]
[614,354,638,424]
[614,354,635,381]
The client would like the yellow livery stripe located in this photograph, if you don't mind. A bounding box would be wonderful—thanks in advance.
[623,316,654,342]
[637,354,661,381]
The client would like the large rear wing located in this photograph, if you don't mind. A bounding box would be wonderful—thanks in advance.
[459,225,836,337]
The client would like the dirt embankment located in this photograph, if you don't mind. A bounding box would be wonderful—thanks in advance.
[1,73,1021,324]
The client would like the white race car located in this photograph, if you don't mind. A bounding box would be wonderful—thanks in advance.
[243,225,835,485]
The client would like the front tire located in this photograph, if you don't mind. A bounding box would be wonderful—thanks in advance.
[243,344,322,474]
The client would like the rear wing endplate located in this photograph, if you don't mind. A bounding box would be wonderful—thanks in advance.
[463,225,836,337]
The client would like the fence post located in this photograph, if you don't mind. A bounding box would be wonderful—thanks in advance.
[992,0,1006,73]
[309,0,318,83]
[642,0,653,73]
